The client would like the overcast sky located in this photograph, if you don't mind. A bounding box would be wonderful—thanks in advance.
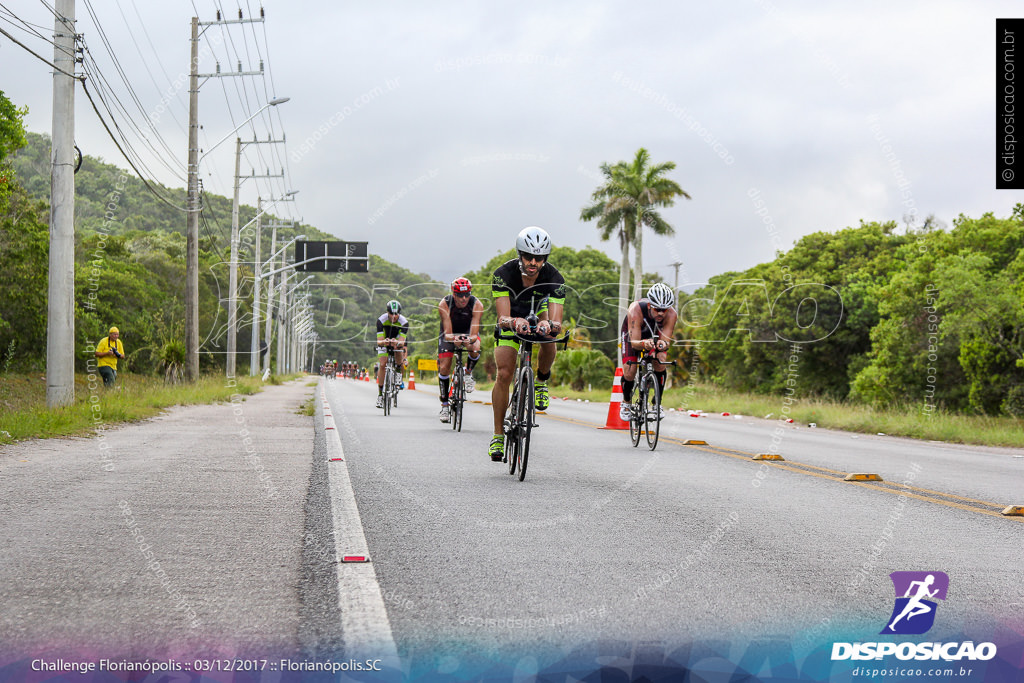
[3,1,1020,288]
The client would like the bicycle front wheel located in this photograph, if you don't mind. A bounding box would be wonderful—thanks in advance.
[383,371,392,416]
[643,373,661,450]
[516,366,533,481]
[454,367,465,433]
[630,380,644,448]
[389,364,400,415]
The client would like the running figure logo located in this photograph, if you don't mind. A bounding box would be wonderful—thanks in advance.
[880,571,949,635]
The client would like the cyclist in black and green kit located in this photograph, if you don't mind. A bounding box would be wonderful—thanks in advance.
[375,299,409,409]
[488,226,566,461]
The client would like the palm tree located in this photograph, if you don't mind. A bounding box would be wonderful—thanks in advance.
[613,148,690,302]
[580,162,637,348]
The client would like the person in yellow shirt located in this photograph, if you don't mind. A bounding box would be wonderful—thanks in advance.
[95,327,125,386]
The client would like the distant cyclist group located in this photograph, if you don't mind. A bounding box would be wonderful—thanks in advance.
[326,226,678,463]
[320,359,361,379]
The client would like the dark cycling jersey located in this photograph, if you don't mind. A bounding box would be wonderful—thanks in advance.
[438,294,478,336]
[491,259,566,319]
[621,299,666,361]
[620,299,662,340]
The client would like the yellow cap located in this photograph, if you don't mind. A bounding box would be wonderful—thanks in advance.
[109,327,119,334]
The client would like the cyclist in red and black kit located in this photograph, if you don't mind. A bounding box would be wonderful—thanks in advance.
[620,282,678,421]
[488,226,566,461]
[437,277,484,423]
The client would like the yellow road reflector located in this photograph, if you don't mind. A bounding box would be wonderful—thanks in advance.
[683,439,707,445]
[1001,505,1024,516]
[844,472,883,482]
[753,453,785,461]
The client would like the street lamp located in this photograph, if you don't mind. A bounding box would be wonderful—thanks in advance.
[250,223,302,376]
[186,96,289,381]
[274,273,313,374]
[199,97,290,165]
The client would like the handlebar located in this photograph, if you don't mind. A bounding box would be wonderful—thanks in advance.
[496,323,571,347]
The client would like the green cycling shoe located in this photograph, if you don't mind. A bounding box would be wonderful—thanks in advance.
[488,434,505,462]
[534,381,550,411]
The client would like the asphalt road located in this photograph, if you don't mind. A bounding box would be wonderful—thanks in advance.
[1,376,1021,681]
[324,378,1024,675]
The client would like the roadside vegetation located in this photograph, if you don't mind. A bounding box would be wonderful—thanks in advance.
[0,372,301,445]
[413,375,1024,448]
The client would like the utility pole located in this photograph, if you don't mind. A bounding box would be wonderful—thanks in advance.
[46,0,77,408]
[185,10,266,381]
[251,211,295,376]
[227,140,284,378]
[249,197,262,376]
[261,219,296,375]
[262,220,280,375]
[185,16,200,382]
[669,260,684,293]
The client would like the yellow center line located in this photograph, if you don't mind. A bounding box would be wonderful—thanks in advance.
[542,413,1021,521]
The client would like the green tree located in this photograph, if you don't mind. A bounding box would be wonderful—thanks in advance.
[580,162,636,338]
[0,92,47,369]
[592,149,690,302]
[551,347,614,391]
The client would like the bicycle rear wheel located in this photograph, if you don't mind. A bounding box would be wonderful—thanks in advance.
[643,372,661,450]
[516,366,533,481]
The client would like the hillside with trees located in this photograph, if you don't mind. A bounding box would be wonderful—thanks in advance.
[5,86,1023,415]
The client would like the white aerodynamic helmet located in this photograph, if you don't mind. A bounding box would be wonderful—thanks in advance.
[646,282,676,309]
[515,226,552,257]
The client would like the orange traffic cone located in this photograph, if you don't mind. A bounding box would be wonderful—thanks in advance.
[408,371,416,390]
[600,366,630,430]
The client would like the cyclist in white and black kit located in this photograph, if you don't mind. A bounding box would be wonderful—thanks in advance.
[375,299,409,409]
[488,226,566,461]
[620,282,678,421]
[437,277,484,423]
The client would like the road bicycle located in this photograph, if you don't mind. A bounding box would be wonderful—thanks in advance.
[501,315,569,481]
[448,340,471,433]
[626,348,676,451]
[381,345,403,416]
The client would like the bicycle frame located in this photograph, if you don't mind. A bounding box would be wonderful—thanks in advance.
[450,345,467,432]
[627,349,676,450]
[501,314,569,481]
[382,346,402,415]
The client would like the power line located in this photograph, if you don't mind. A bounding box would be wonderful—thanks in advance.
[0,24,78,77]
[81,79,189,212]
[81,0,185,176]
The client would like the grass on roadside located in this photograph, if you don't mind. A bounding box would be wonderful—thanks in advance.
[0,372,303,445]
[298,395,316,416]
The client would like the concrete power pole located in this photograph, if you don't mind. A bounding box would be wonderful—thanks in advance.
[46,0,77,408]
[185,16,200,381]
[225,137,242,378]
[262,220,279,375]
[669,260,684,293]
[227,142,283,378]
[185,10,267,381]
[249,197,262,376]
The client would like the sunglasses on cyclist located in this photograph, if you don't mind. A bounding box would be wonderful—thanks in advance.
[453,292,471,297]
[518,251,547,263]
[652,307,669,313]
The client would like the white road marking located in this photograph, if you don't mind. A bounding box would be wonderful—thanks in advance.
[322,385,400,666]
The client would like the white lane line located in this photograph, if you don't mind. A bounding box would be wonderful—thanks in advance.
[321,384,400,665]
